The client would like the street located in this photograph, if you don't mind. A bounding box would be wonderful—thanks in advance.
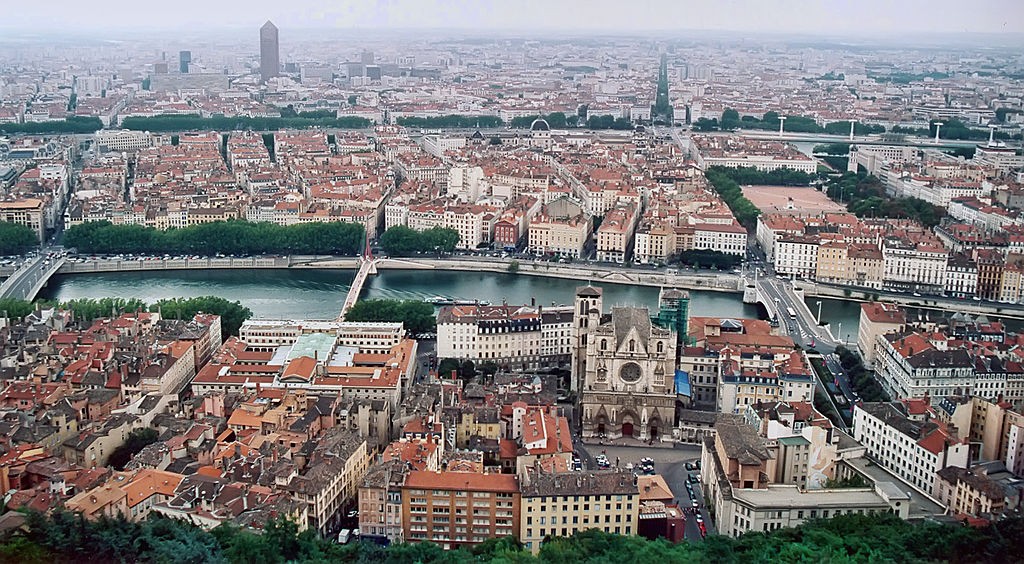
[575,443,715,542]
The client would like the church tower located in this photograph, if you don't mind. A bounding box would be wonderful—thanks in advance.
[571,285,603,393]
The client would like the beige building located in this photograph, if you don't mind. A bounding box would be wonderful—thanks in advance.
[527,196,592,258]
[702,414,911,537]
[595,204,637,263]
[358,460,409,544]
[286,429,370,536]
[934,465,1010,518]
[519,470,639,554]
[856,303,906,369]
[633,220,676,265]
[0,198,46,242]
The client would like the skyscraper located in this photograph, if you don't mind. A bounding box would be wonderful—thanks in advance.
[260,21,279,83]
[179,51,191,74]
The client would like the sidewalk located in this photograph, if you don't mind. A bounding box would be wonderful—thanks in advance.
[581,436,676,449]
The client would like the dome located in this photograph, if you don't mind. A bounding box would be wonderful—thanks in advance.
[530,118,550,132]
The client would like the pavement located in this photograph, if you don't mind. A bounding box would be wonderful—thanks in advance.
[576,443,715,542]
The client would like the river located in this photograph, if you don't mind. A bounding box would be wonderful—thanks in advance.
[39,268,764,322]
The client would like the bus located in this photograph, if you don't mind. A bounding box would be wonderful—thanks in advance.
[786,307,797,318]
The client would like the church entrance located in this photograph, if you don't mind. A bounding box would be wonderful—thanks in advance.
[621,421,634,437]
[649,416,662,442]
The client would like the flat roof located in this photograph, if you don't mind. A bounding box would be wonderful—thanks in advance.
[287,332,336,362]
[733,485,889,509]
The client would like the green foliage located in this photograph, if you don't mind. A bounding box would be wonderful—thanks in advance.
[585,114,633,130]
[437,358,476,381]
[823,121,885,135]
[106,427,159,470]
[676,249,742,270]
[63,220,365,256]
[348,95,358,106]
[813,143,851,155]
[721,108,741,130]
[708,166,814,187]
[150,296,252,337]
[396,115,503,129]
[704,167,762,228]
[509,112,568,129]
[379,226,460,257]
[824,172,944,228]
[692,117,719,131]
[0,116,102,135]
[120,114,371,132]
[344,299,436,334]
[0,298,37,320]
[61,297,148,323]
[8,510,1024,564]
[823,474,869,488]
[653,53,672,122]
[835,345,889,402]
[507,260,520,273]
[0,221,38,254]
[870,70,950,84]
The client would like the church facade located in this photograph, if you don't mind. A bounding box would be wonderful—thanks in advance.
[572,285,683,442]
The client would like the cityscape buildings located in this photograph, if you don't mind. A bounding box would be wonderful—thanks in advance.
[0,11,1023,556]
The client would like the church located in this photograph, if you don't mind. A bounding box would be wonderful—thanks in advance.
[571,285,688,442]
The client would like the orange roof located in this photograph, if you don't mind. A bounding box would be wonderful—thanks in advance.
[227,410,263,430]
[122,469,184,508]
[404,471,518,493]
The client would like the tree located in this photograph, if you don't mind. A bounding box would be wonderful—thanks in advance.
[120,114,371,133]
[721,108,740,129]
[0,222,36,254]
[0,298,38,320]
[379,226,460,256]
[150,296,252,338]
[61,297,148,324]
[344,299,436,334]
[106,428,159,470]
[348,95,358,106]
[0,116,103,135]
[437,358,461,379]
[63,220,364,256]
[507,260,520,273]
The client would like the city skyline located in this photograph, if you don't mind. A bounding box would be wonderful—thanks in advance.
[1,0,1022,36]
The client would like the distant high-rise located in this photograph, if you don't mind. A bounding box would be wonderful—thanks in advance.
[260,20,279,83]
[360,51,374,65]
[179,50,191,74]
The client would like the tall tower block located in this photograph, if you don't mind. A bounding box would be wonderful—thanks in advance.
[260,21,280,83]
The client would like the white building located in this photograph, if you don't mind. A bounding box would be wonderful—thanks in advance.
[774,236,819,278]
[853,400,969,497]
[436,304,574,369]
[693,222,748,256]
[874,333,977,402]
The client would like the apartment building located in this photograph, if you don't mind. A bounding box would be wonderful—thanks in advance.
[853,400,969,496]
[436,304,574,369]
[702,414,908,537]
[774,235,819,278]
[693,222,747,256]
[519,470,639,554]
[527,196,593,258]
[595,204,637,263]
[0,198,45,242]
[875,333,975,402]
[856,303,906,370]
[401,471,519,550]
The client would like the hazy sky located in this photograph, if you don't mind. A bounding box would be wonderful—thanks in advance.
[3,0,1022,35]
